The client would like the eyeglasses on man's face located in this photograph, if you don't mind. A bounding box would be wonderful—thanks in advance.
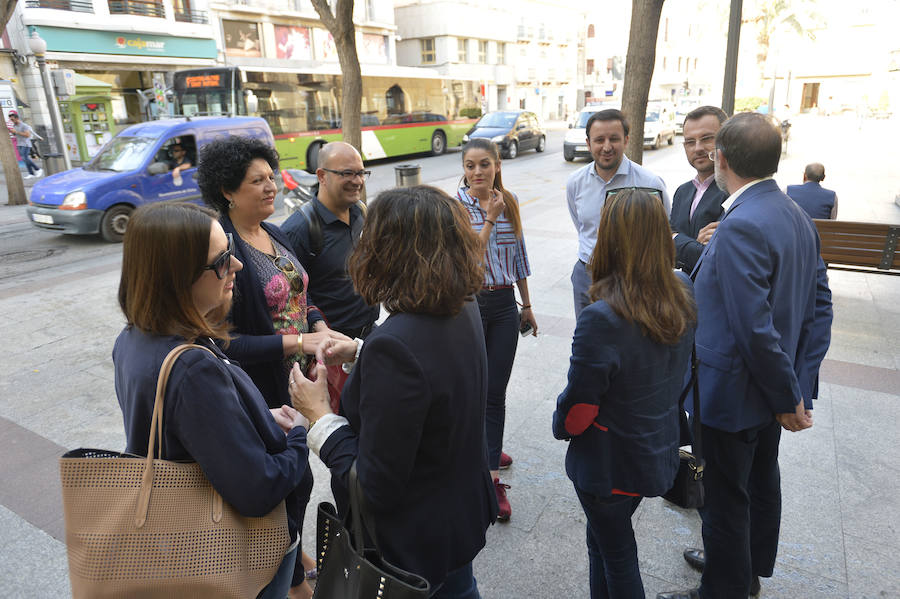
[682,134,717,149]
[322,168,371,181]
[707,149,719,161]
[203,233,235,279]
[605,186,663,201]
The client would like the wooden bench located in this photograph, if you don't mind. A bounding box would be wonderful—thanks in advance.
[813,219,900,275]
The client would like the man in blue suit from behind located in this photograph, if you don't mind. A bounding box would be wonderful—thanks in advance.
[658,113,832,599]
[787,162,838,220]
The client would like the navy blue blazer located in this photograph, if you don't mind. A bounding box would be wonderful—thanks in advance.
[670,179,728,273]
[318,300,498,587]
[690,179,829,432]
[787,181,836,220]
[552,272,696,497]
[113,330,310,540]
[219,215,323,409]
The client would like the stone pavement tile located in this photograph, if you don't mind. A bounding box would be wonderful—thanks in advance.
[760,562,848,598]
[475,493,589,599]
[633,498,703,590]
[823,344,898,370]
[0,506,71,599]
[0,450,66,540]
[830,385,900,551]
[844,533,900,599]
[829,325,897,353]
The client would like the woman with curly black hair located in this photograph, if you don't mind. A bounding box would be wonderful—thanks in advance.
[197,135,348,598]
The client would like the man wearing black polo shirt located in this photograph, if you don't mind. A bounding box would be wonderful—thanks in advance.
[283,142,379,339]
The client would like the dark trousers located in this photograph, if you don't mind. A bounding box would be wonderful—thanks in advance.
[431,561,481,599]
[699,419,782,599]
[476,287,518,471]
[574,489,645,599]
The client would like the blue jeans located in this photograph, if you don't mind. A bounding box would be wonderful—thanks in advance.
[21,149,40,175]
[476,287,519,470]
[257,545,298,599]
[431,561,481,599]
[574,489,645,599]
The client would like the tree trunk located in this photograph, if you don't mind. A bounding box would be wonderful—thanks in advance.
[621,0,665,165]
[1,0,27,205]
[311,0,362,153]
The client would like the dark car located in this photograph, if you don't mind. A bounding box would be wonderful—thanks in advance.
[462,110,546,159]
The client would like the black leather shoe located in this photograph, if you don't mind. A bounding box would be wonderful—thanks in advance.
[656,589,700,599]
[750,576,761,597]
[683,548,705,572]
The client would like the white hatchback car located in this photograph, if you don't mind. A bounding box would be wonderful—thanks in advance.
[563,103,619,161]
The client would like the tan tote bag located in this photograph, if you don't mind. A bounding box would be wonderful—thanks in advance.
[60,343,290,598]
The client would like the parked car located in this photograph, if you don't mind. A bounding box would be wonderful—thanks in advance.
[462,110,545,159]
[643,102,677,149]
[563,102,619,161]
[26,117,274,242]
[675,97,702,135]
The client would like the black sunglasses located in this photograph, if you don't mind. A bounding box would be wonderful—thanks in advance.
[203,233,235,279]
[605,187,663,201]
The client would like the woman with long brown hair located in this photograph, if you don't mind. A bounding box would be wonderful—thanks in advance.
[456,137,537,521]
[552,188,697,598]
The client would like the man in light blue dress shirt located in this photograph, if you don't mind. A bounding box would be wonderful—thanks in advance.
[566,109,670,315]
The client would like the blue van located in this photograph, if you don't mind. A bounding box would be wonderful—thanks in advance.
[26,116,274,242]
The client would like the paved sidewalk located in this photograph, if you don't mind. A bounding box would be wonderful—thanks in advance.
[1,116,899,598]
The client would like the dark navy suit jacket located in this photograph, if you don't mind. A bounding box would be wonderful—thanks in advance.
[689,179,831,432]
[670,179,728,273]
[318,300,498,587]
[552,272,696,497]
[787,181,836,219]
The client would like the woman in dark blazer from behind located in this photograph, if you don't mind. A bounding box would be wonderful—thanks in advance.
[553,188,697,599]
[290,186,498,598]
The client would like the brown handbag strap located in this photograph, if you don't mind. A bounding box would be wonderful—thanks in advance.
[134,343,215,528]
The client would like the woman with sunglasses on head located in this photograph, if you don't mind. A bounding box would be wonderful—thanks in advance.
[197,136,347,598]
[552,188,696,598]
[113,202,310,597]
[456,137,537,522]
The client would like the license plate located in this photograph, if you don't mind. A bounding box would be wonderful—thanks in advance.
[32,213,54,224]
[576,145,588,152]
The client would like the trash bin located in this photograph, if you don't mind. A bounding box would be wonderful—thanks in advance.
[42,153,67,176]
[394,164,421,187]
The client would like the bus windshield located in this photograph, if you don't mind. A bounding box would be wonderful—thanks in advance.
[84,136,156,172]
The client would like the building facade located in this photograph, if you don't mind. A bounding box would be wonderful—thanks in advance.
[393,0,585,121]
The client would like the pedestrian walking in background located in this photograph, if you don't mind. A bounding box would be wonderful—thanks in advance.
[457,137,537,522]
[112,201,311,598]
[290,186,498,599]
[196,135,350,598]
[554,188,697,599]
[9,111,42,179]
[787,162,838,220]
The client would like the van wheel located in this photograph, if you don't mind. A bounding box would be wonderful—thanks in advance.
[430,131,446,156]
[506,141,518,159]
[307,142,324,173]
[100,205,133,243]
[652,135,661,150]
[563,147,575,161]
[536,136,546,152]
[667,134,674,145]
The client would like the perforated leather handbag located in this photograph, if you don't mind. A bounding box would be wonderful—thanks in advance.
[59,344,291,598]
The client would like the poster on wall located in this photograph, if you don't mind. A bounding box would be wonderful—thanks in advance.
[313,28,337,62]
[223,20,262,57]
[358,33,387,64]
[275,25,312,60]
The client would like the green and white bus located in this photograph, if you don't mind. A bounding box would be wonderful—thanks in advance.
[171,66,483,171]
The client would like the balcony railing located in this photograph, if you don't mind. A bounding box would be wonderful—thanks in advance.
[25,0,93,12]
[108,0,164,18]
[174,8,209,23]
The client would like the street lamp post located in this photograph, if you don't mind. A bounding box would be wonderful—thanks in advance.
[28,31,72,173]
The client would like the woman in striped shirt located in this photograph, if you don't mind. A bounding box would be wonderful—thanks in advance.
[457,138,538,522]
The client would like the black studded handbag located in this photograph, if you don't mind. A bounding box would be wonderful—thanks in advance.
[662,343,705,509]
[313,461,430,599]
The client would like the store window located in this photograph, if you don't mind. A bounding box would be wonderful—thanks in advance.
[421,38,435,64]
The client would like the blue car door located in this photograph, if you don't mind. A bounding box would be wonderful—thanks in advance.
[140,133,202,205]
